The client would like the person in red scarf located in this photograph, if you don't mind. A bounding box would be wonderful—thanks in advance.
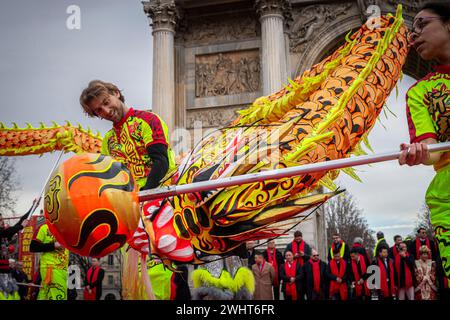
[389,235,402,260]
[327,233,350,263]
[408,227,437,261]
[351,237,371,266]
[84,258,105,300]
[394,242,415,300]
[303,249,327,300]
[326,250,348,300]
[373,245,396,300]
[263,239,284,300]
[349,248,370,300]
[284,231,311,300]
[284,231,311,267]
[252,251,276,300]
[280,251,303,301]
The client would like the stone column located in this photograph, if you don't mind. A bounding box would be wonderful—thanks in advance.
[315,186,328,259]
[255,0,290,95]
[143,0,180,133]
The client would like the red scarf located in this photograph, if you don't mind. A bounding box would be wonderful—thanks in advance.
[331,240,345,257]
[284,261,298,300]
[377,258,395,298]
[329,259,348,300]
[415,237,431,259]
[394,254,413,289]
[391,245,399,258]
[267,248,279,287]
[84,266,101,300]
[351,256,369,297]
[310,259,322,294]
[292,240,305,266]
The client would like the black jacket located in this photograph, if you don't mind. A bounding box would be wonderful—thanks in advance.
[284,240,312,264]
[280,262,303,295]
[326,260,349,283]
[393,254,415,289]
[85,267,105,300]
[408,237,438,261]
[327,241,350,263]
[303,259,328,300]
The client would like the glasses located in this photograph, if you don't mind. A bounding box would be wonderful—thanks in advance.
[412,16,443,35]
[312,254,319,257]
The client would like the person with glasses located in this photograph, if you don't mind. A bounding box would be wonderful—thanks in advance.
[303,249,327,300]
[408,227,437,261]
[394,242,415,300]
[327,233,350,263]
[398,2,450,298]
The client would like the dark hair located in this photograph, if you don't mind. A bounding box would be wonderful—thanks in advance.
[254,250,264,257]
[393,235,402,241]
[417,227,427,233]
[332,233,340,237]
[350,247,359,255]
[378,244,389,254]
[294,231,303,237]
[421,2,450,22]
[332,249,340,255]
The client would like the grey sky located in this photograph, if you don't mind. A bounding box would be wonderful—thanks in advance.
[0,1,434,245]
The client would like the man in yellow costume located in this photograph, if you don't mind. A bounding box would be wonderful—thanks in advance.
[30,223,69,300]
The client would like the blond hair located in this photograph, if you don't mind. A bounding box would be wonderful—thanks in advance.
[79,80,125,117]
[419,245,430,255]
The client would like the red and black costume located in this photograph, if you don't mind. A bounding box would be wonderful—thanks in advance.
[84,265,105,300]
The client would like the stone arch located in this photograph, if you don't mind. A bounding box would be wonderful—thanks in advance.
[293,13,436,81]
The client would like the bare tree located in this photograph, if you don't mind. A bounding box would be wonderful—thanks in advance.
[325,192,376,255]
[0,157,20,216]
[414,202,434,239]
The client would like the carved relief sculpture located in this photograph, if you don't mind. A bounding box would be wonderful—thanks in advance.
[289,3,353,53]
[195,50,260,98]
[184,15,259,45]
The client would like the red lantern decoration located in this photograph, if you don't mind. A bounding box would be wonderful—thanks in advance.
[44,153,140,257]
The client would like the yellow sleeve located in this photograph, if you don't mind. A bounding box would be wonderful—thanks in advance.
[35,224,48,243]
[406,83,438,143]
[101,131,111,155]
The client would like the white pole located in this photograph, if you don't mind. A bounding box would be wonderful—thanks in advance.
[30,150,65,216]
[138,142,450,202]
